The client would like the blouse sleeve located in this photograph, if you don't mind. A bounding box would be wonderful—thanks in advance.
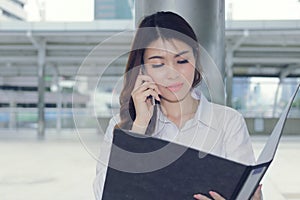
[93,115,119,200]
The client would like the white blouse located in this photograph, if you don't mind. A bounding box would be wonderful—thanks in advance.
[93,91,256,199]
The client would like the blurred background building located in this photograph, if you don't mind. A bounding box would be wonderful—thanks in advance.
[0,0,300,136]
[1,1,300,200]
[94,0,133,19]
[0,0,27,21]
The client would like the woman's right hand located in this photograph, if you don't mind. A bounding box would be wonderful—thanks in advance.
[131,72,161,133]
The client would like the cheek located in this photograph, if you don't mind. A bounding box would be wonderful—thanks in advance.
[179,64,195,83]
[147,69,166,84]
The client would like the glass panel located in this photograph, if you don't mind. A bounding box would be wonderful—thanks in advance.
[232,77,300,118]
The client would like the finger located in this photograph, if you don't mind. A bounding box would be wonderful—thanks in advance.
[193,194,211,200]
[132,84,161,101]
[135,74,155,85]
[140,81,159,90]
[132,89,160,103]
[209,191,225,200]
[146,97,156,107]
[133,75,154,91]
[252,184,262,200]
[133,74,163,94]
[148,90,160,102]
[137,82,161,95]
[142,90,160,102]
[132,84,154,96]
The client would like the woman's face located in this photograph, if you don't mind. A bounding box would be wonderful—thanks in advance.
[143,38,196,102]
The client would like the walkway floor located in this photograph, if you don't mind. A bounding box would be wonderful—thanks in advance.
[0,130,299,200]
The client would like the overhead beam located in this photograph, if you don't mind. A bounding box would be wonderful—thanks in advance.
[233,57,300,64]
[237,46,300,52]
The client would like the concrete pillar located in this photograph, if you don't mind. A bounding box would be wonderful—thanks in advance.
[225,32,248,107]
[226,52,233,107]
[27,32,47,139]
[9,101,16,130]
[50,64,62,132]
[135,0,225,104]
[37,40,46,139]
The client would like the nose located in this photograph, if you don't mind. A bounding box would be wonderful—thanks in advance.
[166,65,179,80]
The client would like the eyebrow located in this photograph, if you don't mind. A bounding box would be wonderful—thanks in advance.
[174,50,190,58]
[148,55,163,60]
[147,50,190,60]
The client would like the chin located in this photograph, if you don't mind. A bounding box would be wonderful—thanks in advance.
[161,92,189,103]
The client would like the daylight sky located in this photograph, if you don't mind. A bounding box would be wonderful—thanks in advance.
[25,0,300,22]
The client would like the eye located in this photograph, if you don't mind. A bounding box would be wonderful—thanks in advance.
[177,59,189,64]
[152,63,164,68]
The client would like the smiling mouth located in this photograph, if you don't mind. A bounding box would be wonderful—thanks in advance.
[166,83,184,92]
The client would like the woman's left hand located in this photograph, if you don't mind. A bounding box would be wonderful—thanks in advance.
[193,184,262,200]
[193,191,225,200]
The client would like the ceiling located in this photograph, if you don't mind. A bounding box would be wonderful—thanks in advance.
[0,20,300,87]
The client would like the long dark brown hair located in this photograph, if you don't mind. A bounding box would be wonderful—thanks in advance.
[116,11,202,135]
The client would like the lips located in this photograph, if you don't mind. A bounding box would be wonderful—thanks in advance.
[166,83,183,92]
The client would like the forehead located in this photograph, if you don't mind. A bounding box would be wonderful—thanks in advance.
[145,38,192,55]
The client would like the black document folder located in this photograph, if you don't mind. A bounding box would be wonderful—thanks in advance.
[102,84,299,200]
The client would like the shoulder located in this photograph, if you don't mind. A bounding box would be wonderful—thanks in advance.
[211,102,246,132]
[211,102,243,121]
[103,114,120,142]
[198,95,244,131]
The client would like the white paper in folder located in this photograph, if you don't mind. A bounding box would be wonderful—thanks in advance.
[236,83,300,200]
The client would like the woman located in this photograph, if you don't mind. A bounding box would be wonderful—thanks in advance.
[94,11,262,200]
